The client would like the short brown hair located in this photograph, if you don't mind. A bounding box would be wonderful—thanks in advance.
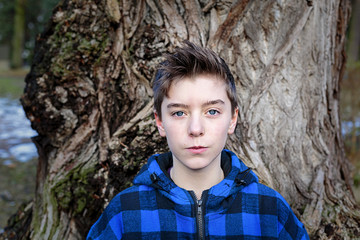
[153,41,238,119]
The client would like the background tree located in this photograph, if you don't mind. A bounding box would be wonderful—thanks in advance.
[348,0,360,61]
[0,2,15,46]
[1,0,359,239]
[10,0,26,69]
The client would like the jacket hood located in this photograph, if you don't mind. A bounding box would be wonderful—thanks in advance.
[133,149,258,201]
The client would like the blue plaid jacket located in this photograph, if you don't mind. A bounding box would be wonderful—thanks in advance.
[87,149,309,239]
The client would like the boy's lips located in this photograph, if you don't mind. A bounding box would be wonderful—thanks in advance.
[186,146,208,154]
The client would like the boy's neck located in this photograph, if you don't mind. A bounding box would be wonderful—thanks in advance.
[170,156,224,200]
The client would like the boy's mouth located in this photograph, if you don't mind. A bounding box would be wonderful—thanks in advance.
[187,146,207,154]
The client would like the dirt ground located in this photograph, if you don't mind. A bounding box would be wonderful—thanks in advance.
[0,61,29,78]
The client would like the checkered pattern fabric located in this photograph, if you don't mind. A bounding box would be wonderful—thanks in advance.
[87,149,309,239]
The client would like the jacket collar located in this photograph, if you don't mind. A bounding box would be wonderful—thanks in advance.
[133,149,258,195]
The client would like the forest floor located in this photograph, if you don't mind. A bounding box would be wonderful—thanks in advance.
[0,158,36,232]
[0,61,29,78]
[350,154,360,204]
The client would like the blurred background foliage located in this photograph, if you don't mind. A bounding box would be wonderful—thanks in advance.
[0,0,359,232]
[0,0,58,67]
[0,0,59,231]
[342,0,360,192]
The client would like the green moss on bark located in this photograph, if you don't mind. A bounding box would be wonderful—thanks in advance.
[52,164,98,216]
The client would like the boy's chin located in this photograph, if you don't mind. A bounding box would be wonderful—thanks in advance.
[179,157,220,171]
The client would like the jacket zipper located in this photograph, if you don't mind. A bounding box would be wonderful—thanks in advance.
[197,199,204,240]
[190,191,207,240]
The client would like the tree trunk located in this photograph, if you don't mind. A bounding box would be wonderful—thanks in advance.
[2,0,359,239]
[10,0,26,69]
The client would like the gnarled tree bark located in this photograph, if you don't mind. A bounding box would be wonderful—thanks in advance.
[1,0,359,239]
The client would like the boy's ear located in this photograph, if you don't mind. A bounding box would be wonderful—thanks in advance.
[228,108,239,134]
[154,111,166,137]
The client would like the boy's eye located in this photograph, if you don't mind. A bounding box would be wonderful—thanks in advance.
[173,111,185,117]
[208,109,219,115]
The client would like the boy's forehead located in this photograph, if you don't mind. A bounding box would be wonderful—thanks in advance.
[169,74,226,91]
[165,75,228,102]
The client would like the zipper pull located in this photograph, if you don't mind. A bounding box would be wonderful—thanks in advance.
[197,200,202,214]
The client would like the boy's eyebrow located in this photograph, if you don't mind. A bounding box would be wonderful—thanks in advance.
[166,100,225,109]
[167,103,190,109]
[202,99,225,107]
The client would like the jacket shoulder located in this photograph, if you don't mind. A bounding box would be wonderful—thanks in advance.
[108,184,157,213]
[86,185,157,240]
[240,182,309,239]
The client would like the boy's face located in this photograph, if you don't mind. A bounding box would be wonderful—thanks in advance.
[155,74,238,172]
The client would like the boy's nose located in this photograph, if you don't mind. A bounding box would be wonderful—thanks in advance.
[188,116,204,137]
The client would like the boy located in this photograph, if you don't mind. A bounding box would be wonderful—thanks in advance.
[87,41,309,239]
